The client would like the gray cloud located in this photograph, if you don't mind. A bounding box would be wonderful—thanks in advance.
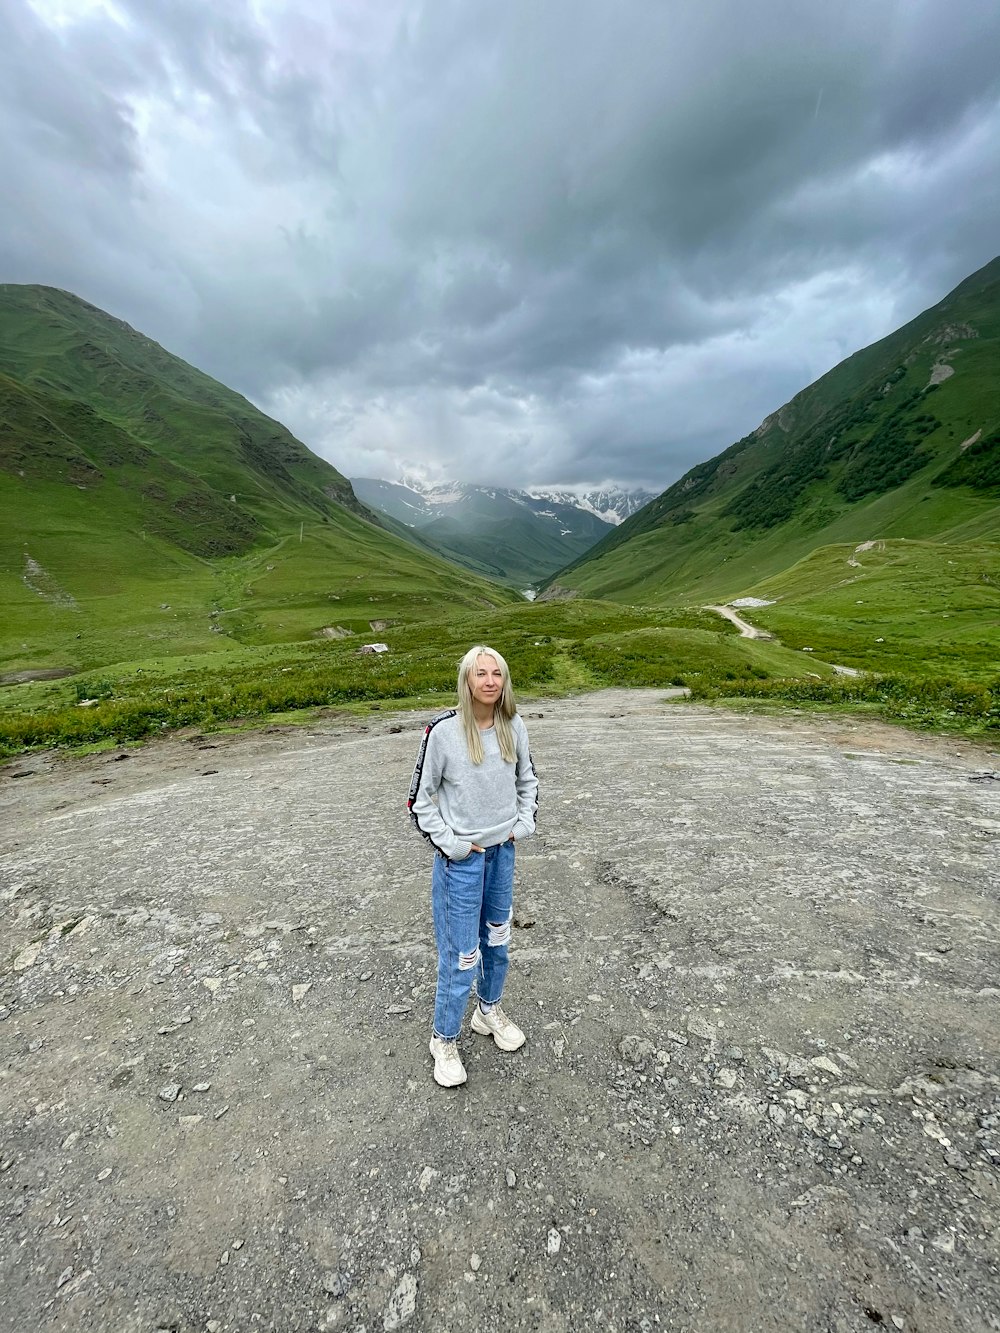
[1,0,998,490]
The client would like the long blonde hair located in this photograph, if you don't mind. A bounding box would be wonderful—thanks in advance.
[456,644,517,764]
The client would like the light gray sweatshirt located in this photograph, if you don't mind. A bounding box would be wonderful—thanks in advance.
[408,711,538,860]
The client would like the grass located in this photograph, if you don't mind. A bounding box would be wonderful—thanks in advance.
[4,595,997,757]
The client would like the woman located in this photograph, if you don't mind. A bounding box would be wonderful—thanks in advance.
[407,645,538,1087]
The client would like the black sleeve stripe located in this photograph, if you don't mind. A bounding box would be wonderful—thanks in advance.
[407,710,457,852]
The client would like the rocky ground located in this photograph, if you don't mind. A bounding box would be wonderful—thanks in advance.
[1,689,998,1333]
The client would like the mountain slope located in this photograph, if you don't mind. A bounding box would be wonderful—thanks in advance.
[542,257,1000,603]
[351,477,652,585]
[0,286,517,672]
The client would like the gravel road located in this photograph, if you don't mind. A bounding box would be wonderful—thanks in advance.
[2,690,999,1333]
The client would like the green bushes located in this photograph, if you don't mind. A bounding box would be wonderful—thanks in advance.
[688,672,1000,732]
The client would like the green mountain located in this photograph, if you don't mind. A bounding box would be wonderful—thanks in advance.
[0,285,516,674]
[351,478,631,587]
[542,257,1000,604]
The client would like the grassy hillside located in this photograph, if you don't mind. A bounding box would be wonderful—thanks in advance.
[351,478,612,586]
[0,285,518,674]
[544,257,1000,603]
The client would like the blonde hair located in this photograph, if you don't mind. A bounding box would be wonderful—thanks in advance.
[456,644,517,764]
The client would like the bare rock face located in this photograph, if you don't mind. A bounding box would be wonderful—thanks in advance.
[2,689,998,1331]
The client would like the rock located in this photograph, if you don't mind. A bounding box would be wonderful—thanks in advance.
[13,941,43,972]
[810,1055,842,1077]
[666,1030,688,1046]
[291,984,312,1003]
[686,1014,717,1041]
[715,1068,738,1090]
[618,1035,655,1066]
[931,1232,956,1254]
[192,1081,211,1093]
[767,1104,787,1127]
[56,1267,73,1289]
[96,1167,112,1181]
[761,1047,790,1073]
[383,1272,418,1329]
[386,1004,412,1015]
[178,1114,203,1128]
[469,1253,481,1271]
[546,1228,562,1256]
[505,1168,516,1188]
[202,978,222,994]
[158,1083,181,1103]
[418,1166,439,1193]
[944,1150,971,1171]
[323,1271,351,1297]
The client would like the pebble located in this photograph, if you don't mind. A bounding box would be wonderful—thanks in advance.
[359,971,374,982]
[715,1068,738,1090]
[469,1253,481,1271]
[386,1004,412,1015]
[768,1104,787,1127]
[291,984,312,1003]
[323,1271,351,1297]
[686,1014,717,1041]
[383,1272,417,1329]
[192,1081,211,1093]
[546,1228,562,1256]
[56,1267,73,1289]
[810,1055,842,1077]
[158,1083,181,1103]
[505,1168,516,1188]
[202,978,222,994]
[96,1167,112,1181]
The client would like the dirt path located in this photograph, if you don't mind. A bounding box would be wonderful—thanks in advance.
[704,603,772,638]
[2,692,999,1333]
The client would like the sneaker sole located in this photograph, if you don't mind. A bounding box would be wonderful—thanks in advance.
[428,1038,467,1087]
[470,1011,526,1052]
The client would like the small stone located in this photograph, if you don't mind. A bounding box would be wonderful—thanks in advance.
[359,971,374,982]
[192,1081,211,1093]
[178,1114,204,1128]
[768,1104,787,1127]
[686,1014,716,1041]
[469,1253,481,1271]
[232,1239,244,1251]
[931,1232,956,1254]
[383,1272,418,1329]
[158,1083,181,1103]
[220,1250,230,1266]
[14,941,44,971]
[207,1322,222,1333]
[386,1004,412,1015]
[202,978,222,994]
[810,1055,842,1077]
[666,1030,688,1046]
[291,984,312,1003]
[715,1068,738,1090]
[56,1267,73,1289]
[505,1168,516,1188]
[546,1228,562,1256]
[618,1035,654,1065]
[323,1271,351,1298]
[944,1150,970,1171]
[891,1318,904,1330]
[213,1105,230,1120]
[96,1167,112,1181]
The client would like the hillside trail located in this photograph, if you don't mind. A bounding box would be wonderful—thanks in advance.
[703,603,771,638]
[2,690,999,1333]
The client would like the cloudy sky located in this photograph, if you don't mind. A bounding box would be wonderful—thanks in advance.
[3,0,999,493]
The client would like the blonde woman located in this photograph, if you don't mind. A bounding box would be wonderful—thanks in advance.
[408,645,538,1087]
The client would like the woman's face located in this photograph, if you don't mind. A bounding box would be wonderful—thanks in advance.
[469,654,504,709]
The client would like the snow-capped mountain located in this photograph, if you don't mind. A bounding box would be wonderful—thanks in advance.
[350,477,654,586]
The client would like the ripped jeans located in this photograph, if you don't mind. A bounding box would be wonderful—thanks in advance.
[431,840,515,1040]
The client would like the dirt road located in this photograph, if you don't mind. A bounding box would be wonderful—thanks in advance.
[2,691,998,1332]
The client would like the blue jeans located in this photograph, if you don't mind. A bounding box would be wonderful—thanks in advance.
[431,841,515,1040]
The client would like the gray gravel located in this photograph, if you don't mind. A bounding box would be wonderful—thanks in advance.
[1,690,998,1332]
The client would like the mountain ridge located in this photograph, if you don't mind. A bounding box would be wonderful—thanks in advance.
[541,256,1000,603]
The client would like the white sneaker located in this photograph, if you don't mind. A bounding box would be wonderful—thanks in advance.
[429,1035,467,1087]
[470,1004,526,1052]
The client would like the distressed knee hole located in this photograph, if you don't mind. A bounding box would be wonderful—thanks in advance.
[486,916,512,948]
[458,946,480,971]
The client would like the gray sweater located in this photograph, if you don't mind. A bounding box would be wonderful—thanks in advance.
[408,711,538,860]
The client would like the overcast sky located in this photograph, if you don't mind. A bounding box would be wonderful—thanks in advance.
[2,0,999,492]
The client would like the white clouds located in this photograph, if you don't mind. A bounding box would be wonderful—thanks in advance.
[2,0,998,491]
